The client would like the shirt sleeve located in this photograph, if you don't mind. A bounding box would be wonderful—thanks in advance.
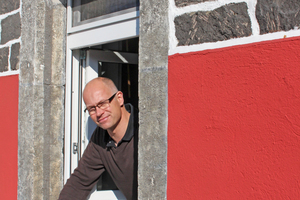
[58,142,105,200]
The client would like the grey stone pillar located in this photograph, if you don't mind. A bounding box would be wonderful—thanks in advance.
[138,0,169,199]
[18,0,67,199]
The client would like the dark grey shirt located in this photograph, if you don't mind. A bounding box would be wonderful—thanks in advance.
[59,104,138,200]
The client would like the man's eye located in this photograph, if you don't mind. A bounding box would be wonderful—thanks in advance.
[97,103,103,107]
[88,107,96,112]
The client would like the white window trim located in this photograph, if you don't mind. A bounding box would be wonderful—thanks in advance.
[67,18,140,50]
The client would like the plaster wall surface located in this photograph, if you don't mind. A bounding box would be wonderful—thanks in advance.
[168,2,300,198]
[168,36,300,199]
[0,75,18,200]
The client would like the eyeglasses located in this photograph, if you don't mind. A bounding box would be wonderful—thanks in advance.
[84,92,117,115]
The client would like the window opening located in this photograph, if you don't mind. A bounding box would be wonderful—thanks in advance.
[70,38,138,199]
[66,0,139,198]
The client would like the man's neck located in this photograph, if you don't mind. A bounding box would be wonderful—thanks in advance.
[107,108,130,145]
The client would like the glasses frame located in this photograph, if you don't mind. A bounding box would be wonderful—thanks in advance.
[84,92,117,114]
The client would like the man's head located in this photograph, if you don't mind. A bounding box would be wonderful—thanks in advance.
[83,77,125,132]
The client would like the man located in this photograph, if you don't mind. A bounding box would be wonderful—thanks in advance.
[59,77,138,200]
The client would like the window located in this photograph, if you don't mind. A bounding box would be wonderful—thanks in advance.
[72,0,139,27]
[65,0,139,199]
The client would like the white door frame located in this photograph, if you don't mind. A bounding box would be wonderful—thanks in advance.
[64,0,139,199]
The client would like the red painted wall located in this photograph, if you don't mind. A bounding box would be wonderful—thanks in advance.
[168,37,300,199]
[0,75,18,200]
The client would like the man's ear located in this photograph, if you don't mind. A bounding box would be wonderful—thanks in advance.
[116,91,124,106]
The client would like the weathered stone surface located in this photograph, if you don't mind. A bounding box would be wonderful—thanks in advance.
[11,42,20,70]
[0,0,20,15]
[0,47,9,72]
[139,0,169,199]
[175,3,252,46]
[51,5,67,85]
[256,0,300,34]
[18,84,35,200]
[175,0,215,7]
[1,13,21,44]
[19,0,66,200]
[138,68,168,200]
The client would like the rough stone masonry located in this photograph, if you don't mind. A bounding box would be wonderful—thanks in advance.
[175,0,300,46]
[0,0,20,72]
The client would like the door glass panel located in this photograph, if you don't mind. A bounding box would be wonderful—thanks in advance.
[72,0,139,27]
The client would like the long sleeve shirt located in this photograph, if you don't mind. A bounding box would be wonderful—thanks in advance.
[59,104,138,200]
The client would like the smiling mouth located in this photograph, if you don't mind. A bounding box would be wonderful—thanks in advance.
[98,116,109,123]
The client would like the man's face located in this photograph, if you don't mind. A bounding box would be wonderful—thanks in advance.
[84,85,123,131]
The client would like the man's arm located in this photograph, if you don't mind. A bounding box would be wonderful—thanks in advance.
[58,142,105,200]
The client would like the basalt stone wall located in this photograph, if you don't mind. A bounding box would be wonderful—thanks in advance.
[175,3,252,46]
[0,0,21,72]
[256,0,300,34]
[174,0,300,46]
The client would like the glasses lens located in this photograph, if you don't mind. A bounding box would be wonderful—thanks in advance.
[99,101,110,110]
[88,107,96,114]
[87,93,116,115]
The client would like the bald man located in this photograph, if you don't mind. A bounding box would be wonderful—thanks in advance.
[59,77,138,200]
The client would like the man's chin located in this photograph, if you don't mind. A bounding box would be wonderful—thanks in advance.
[97,122,110,130]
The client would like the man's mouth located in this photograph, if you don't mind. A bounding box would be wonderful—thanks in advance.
[98,116,109,123]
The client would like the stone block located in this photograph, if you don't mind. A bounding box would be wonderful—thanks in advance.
[11,42,20,70]
[139,0,169,198]
[18,1,67,199]
[256,0,300,34]
[50,5,67,86]
[0,47,9,72]
[1,13,21,44]
[0,0,20,15]
[175,3,252,46]
[175,0,215,7]
[139,0,168,69]
[138,67,168,200]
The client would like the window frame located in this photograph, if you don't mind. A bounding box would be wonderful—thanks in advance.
[64,0,139,199]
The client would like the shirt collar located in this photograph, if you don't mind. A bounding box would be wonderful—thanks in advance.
[106,103,134,147]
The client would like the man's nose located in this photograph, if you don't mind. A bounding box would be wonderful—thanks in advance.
[95,106,104,116]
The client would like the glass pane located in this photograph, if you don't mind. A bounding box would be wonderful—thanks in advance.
[72,0,139,26]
